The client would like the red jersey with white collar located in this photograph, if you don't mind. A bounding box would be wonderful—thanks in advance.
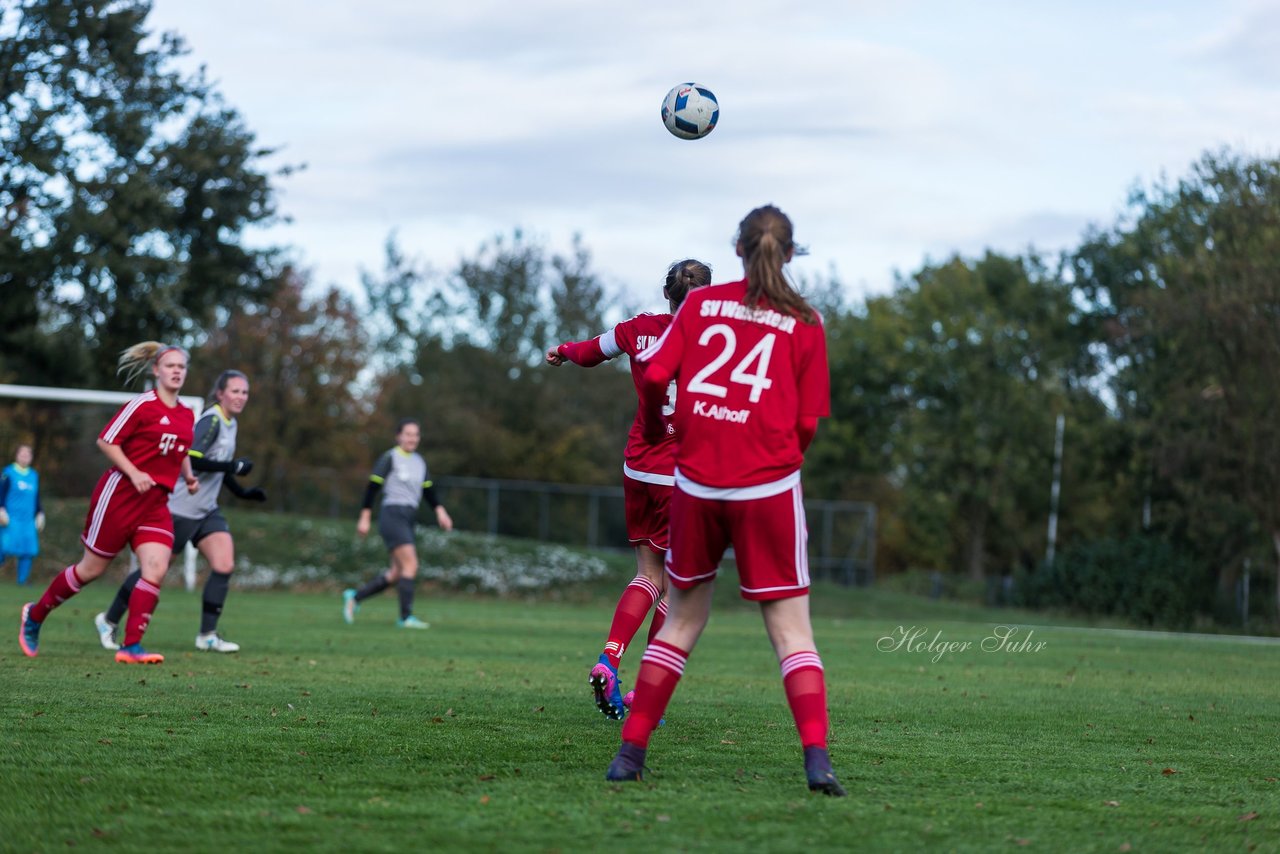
[636,279,829,489]
[603,312,678,480]
[97,390,195,492]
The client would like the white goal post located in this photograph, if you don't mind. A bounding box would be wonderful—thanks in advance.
[0,383,205,591]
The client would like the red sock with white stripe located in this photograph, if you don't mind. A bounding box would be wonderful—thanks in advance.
[602,577,661,668]
[123,578,161,647]
[620,639,688,748]
[645,597,669,646]
[781,650,829,749]
[29,565,84,623]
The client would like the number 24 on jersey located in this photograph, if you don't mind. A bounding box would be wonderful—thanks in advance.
[688,325,775,403]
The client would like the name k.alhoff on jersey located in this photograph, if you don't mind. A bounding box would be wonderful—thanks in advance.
[692,400,751,424]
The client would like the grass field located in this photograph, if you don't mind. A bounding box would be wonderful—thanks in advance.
[2,575,1278,853]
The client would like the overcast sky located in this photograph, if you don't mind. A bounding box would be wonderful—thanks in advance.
[148,0,1280,313]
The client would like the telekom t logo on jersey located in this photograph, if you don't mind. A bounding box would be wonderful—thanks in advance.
[158,433,178,454]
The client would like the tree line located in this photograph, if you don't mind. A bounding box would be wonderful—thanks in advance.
[3,1,1277,626]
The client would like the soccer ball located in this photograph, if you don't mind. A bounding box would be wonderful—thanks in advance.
[661,83,719,140]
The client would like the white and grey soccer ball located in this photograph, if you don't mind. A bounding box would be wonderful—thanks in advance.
[661,83,719,140]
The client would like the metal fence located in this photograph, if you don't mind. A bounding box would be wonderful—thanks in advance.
[0,385,878,587]
[435,475,876,587]
[250,468,878,587]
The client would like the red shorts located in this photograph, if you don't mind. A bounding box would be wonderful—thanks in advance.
[81,470,175,558]
[623,474,672,554]
[665,479,810,601]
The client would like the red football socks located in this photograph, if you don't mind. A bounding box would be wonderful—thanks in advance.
[123,578,161,647]
[620,639,688,748]
[780,650,829,749]
[646,597,669,646]
[603,576,661,668]
[29,565,84,623]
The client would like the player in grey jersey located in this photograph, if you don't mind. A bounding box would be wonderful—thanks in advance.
[96,370,266,653]
[344,418,453,628]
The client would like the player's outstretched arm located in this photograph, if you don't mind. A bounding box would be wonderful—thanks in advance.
[552,338,608,368]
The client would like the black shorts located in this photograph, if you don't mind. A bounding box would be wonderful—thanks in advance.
[172,509,231,552]
[378,504,418,550]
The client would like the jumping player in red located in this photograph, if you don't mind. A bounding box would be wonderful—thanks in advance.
[19,341,199,664]
[605,205,846,796]
[546,259,712,720]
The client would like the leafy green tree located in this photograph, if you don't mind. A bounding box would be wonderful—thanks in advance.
[360,234,432,373]
[0,0,286,386]
[198,268,370,515]
[1071,150,1280,609]
[821,252,1090,581]
[362,232,635,484]
[810,296,928,573]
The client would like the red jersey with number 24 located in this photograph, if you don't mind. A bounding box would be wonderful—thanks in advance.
[637,279,830,489]
[97,390,195,492]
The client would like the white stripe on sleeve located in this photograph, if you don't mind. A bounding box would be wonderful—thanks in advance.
[599,328,623,359]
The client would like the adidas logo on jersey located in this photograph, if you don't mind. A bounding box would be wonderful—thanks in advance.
[160,416,171,425]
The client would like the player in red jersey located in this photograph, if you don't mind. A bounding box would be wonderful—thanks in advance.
[546,259,712,720]
[19,341,199,665]
[605,205,847,796]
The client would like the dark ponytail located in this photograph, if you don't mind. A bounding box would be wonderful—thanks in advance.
[663,258,712,309]
[736,205,817,324]
[207,369,249,406]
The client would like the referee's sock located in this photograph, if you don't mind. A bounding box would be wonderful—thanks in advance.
[201,571,231,634]
[354,574,390,602]
[397,578,415,620]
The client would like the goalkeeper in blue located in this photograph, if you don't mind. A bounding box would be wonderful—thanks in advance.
[1,444,44,586]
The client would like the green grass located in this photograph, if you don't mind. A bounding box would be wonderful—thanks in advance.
[2,579,1278,852]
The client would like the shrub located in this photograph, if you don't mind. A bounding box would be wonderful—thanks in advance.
[1017,535,1206,629]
